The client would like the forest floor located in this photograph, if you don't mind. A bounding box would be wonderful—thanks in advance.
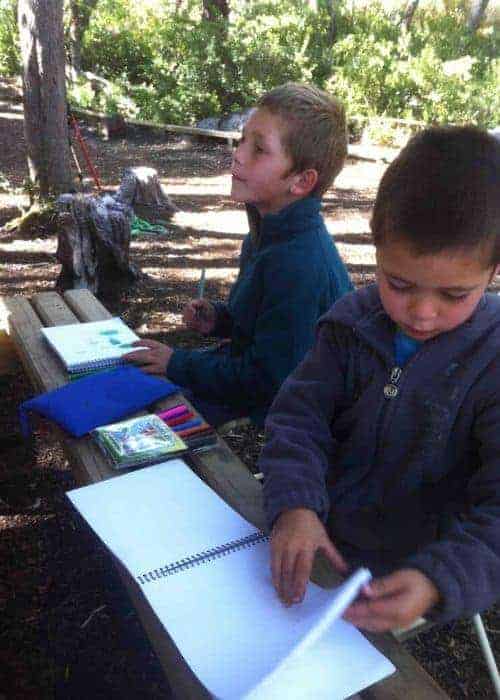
[0,78,499,699]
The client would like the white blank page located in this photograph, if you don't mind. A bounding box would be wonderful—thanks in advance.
[67,459,395,699]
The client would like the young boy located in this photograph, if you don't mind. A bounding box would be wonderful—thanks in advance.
[124,83,353,427]
[259,125,500,631]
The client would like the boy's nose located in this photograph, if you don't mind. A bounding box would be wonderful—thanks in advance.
[233,142,244,164]
[408,295,438,322]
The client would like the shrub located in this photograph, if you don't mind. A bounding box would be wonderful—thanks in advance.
[325,1,499,128]
[67,74,140,120]
[68,0,500,131]
[0,0,20,76]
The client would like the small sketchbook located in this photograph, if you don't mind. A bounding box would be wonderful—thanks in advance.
[92,414,187,469]
[41,317,143,374]
[67,459,395,699]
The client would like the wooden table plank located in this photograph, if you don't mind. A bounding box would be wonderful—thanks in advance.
[32,291,79,327]
[64,288,112,322]
[3,289,449,699]
[1,295,64,393]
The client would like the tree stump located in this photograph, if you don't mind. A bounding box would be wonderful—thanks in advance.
[55,193,140,297]
[55,168,178,297]
[116,166,178,223]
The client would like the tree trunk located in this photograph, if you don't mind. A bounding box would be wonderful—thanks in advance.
[202,0,230,21]
[68,1,83,75]
[403,0,420,30]
[201,0,241,113]
[467,0,490,32]
[325,0,337,45]
[68,0,99,76]
[18,0,73,199]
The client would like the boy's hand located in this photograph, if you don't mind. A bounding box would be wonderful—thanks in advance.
[271,508,348,606]
[182,299,216,334]
[343,568,440,633]
[122,339,174,375]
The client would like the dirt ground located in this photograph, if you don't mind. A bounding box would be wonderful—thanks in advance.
[0,79,499,698]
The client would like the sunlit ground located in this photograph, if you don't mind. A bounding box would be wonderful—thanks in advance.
[0,154,385,298]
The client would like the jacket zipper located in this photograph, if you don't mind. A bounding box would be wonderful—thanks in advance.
[383,366,402,399]
[374,365,403,464]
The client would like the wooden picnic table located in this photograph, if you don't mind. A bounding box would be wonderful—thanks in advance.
[0,288,449,699]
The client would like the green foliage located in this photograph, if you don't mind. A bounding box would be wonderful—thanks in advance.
[324,1,499,128]
[67,74,140,119]
[77,0,498,129]
[81,0,327,123]
[80,0,161,83]
[326,29,416,119]
[4,0,499,132]
[0,0,20,75]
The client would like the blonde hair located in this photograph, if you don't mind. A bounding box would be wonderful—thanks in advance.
[257,83,347,197]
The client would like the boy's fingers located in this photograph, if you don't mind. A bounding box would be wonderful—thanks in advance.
[345,596,407,631]
[344,575,425,632]
[343,604,394,633]
[291,550,314,603]
[321,539,348,574]
[368,573,407,599]
[122,350,148,362]
[130,339,155,348]
[270,545,282,592]
[279,549,295,604]
[361,582,374,597]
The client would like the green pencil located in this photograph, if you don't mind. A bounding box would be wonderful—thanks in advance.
[197,268,206,299]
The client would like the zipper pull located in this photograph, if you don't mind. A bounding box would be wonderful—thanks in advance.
[383,366,402,399]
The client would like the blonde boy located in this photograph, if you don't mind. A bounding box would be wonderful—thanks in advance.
[125,84,352,428]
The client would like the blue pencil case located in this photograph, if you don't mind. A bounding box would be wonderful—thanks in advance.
[19,366,180,438]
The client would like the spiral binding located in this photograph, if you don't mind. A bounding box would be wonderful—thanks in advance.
[137,531,269,585]
[70,357,125,373]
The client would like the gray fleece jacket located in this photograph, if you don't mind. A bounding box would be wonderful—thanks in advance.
[260,284,500,623]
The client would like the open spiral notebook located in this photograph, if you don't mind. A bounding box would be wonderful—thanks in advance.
[67,459,395,699]
[41,317,144,375]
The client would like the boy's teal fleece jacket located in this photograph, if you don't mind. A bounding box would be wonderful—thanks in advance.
[167,197,353,425]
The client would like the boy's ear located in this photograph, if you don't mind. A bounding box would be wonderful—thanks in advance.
[290,169,318,198]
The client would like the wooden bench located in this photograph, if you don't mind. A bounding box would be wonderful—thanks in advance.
[0,288,449,699]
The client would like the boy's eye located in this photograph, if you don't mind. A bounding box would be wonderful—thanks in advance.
[254,144,264,154]
[387,278,411,292]
[442,291,469,302]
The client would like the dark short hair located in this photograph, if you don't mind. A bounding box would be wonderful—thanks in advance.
[257,83,347,198]
[370,126,500,266]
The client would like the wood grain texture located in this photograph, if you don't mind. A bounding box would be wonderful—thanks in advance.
[0,328,19,375]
